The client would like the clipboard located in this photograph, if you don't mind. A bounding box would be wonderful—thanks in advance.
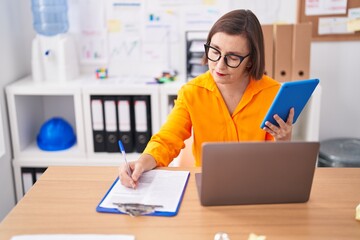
[96,170,190,217]
[260,78,319,128]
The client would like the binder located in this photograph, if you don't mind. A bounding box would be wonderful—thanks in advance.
[133,96,152,153]
[104,96,119,152]
[35,168,47,181]
[262,24,274,78]
[117,96,134,153]
[274,24,293,82]
[90,96,106,152]
[292,23,312,80]
[96,170,190,217]
[21,168,35,194]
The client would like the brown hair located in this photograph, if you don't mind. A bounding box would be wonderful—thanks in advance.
[203,9,265,80]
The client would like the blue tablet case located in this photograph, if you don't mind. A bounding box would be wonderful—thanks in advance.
[260,79,319,128]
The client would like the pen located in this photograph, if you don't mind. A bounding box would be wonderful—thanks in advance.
[118,140,132,177]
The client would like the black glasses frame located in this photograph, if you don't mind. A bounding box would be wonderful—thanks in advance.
[204,44,250,68]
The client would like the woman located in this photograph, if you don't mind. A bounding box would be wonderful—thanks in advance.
[120,9,294,188]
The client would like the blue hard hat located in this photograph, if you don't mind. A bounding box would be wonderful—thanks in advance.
[37,117,76,151]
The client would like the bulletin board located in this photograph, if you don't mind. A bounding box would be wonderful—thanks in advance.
[298,0,360,41]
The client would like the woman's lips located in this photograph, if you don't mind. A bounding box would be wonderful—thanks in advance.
[216,71,226,77]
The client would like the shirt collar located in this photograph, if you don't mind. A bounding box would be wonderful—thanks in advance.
[189,70,278,95]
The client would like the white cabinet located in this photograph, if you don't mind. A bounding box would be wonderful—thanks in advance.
[6,75,183,200]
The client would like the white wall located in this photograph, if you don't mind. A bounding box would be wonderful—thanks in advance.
[310,41,360,140]
[0,0,34,220]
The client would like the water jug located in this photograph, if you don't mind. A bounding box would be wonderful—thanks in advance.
[31,0,69,36]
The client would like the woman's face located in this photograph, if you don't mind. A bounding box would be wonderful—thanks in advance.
[207,32,251,85]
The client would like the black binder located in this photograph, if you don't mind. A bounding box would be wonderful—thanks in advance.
[117,96,135,153]
[103,96,119,152]
[90,96,106,152]
[133,95,152,153]
[21,168,36,194]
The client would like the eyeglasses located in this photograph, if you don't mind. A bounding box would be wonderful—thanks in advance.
[204,44,250,68]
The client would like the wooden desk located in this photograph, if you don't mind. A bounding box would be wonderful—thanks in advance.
[0,166,359,240]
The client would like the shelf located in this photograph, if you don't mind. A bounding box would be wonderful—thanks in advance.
[6,78,85,160]
[186,31,208,79]
[17,141,85,160]
[7,75,188,200]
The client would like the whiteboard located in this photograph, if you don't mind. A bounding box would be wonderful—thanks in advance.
[67,0,297,78]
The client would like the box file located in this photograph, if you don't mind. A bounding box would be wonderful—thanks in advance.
[90,96,106,152]
[133,96,152,153]
[292,23,312,80]
[262,24,274,78]
[117,96,134,153]
[104,96,119,152]
[274,24,293,82]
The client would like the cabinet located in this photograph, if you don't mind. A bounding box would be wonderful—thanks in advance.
[6,75,180,200]
[185,31,208,80]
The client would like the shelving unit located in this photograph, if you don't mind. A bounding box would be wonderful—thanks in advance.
[6,75,184,201]
[185,31,208,80]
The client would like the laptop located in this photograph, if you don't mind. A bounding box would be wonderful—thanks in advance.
[195,141,320,206]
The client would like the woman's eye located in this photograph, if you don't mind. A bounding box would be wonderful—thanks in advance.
[211,50,220,55]
[228,55,239,61]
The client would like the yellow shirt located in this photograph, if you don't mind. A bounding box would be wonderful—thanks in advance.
[144,71,280,167]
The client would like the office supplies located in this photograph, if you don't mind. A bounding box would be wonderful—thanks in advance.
[104,96,119,152]
[195,141,320,206]
[118,140,132,177]
[96,68,108,79]
[97,169,190,216]
[117,96,134,152]
[133,96,152,153]
[260,78,319,128]
[91,96,106,152]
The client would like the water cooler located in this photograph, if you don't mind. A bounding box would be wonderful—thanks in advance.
[31,0,79,83]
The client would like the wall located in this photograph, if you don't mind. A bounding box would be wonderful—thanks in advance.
[0,0,34,220]
[311,41,360,140]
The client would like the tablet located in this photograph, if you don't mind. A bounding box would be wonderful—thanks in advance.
[260,78,319,129]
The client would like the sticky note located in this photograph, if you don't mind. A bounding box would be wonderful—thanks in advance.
[347,19,360,32]
[107,20,121,32]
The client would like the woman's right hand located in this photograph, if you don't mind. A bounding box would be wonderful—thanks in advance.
[118,154,157,189]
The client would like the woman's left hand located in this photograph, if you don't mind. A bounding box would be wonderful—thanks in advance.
[263,108,294,141]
